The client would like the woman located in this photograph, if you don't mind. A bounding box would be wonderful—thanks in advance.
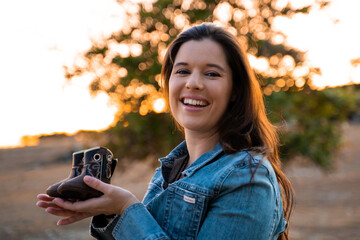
[37,23,294,240]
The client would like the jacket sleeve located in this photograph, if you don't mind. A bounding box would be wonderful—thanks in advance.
[196,164,285,240]
[90,203,170,240]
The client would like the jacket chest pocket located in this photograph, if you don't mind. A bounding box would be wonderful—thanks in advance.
[163,186,207,240]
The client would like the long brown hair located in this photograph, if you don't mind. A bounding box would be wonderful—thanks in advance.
[161,23,294,240]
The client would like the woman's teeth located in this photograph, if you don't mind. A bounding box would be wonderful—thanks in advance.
[183,98,207,106]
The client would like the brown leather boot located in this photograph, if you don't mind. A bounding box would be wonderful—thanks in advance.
[57,146,118,200]
[46,150,85,198]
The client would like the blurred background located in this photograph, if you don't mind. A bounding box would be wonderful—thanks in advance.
[0,0,359,239]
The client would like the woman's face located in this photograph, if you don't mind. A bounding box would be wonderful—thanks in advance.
[169,39,233,136]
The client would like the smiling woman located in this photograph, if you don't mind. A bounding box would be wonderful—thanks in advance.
[37,23,294,240]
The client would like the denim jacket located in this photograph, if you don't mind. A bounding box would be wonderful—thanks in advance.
[90,141,287,240]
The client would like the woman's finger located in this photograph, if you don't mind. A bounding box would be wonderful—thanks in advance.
[51,197,93,212]
[83,176,110,194]
[52,195,104,213]
[51,198,74,210]
[46,207,77,217]
[37,193,55,202]
[37,200,61,209]
[57,212,92,226]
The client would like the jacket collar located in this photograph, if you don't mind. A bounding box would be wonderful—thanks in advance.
[159,141,224,178]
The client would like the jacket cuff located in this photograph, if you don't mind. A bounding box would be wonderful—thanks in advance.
[90,214,120,240]
[113,203,169,240]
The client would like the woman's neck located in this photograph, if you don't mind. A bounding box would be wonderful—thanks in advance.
[184,129,220,167]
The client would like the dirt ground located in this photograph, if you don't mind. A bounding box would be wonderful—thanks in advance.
[286,123,360,240]
[0,123,359,240]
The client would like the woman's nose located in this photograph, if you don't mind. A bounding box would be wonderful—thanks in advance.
[185,72,204,90]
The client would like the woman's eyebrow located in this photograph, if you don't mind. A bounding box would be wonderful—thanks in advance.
[174,62,188,67]
[206,63,225,72]
[174,62,225,72]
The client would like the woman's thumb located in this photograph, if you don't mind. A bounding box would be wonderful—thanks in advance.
[83,176,107,192]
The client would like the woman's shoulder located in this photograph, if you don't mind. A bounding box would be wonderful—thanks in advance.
[220,150,274,174]
[216,151,278,190]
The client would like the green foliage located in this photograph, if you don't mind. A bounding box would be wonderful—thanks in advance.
[104,112,183,159]
[63,0,357,168]
[267,85,358,167]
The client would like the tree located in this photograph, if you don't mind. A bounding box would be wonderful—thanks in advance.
[65,0,355,167]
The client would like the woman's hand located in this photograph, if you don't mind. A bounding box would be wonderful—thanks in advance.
[36,194,92,225]
[36,176,139,225]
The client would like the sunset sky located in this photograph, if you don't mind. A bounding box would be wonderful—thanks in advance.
[0,0,359,147]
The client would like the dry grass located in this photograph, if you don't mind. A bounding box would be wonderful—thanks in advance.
[0,124,359,239]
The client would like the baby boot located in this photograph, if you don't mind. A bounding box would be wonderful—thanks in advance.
[46,150,84,198]
[57,146,118,200]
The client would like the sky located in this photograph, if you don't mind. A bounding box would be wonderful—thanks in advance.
[0,0,124,147]
[0,0,359,148]
[272,0,360,88]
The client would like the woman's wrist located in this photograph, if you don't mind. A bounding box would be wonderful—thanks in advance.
[118,194,140,215]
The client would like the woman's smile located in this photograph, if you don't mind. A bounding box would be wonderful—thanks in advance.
[180,94,209,112]
[182,98,208,107]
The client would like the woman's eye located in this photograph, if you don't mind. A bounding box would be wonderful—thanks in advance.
[175,69,190,75]
[206,72,221,77]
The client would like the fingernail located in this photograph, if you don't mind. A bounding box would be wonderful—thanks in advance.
[84,176,92,183]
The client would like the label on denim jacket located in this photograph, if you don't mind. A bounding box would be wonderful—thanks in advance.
[183,195,196,204]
